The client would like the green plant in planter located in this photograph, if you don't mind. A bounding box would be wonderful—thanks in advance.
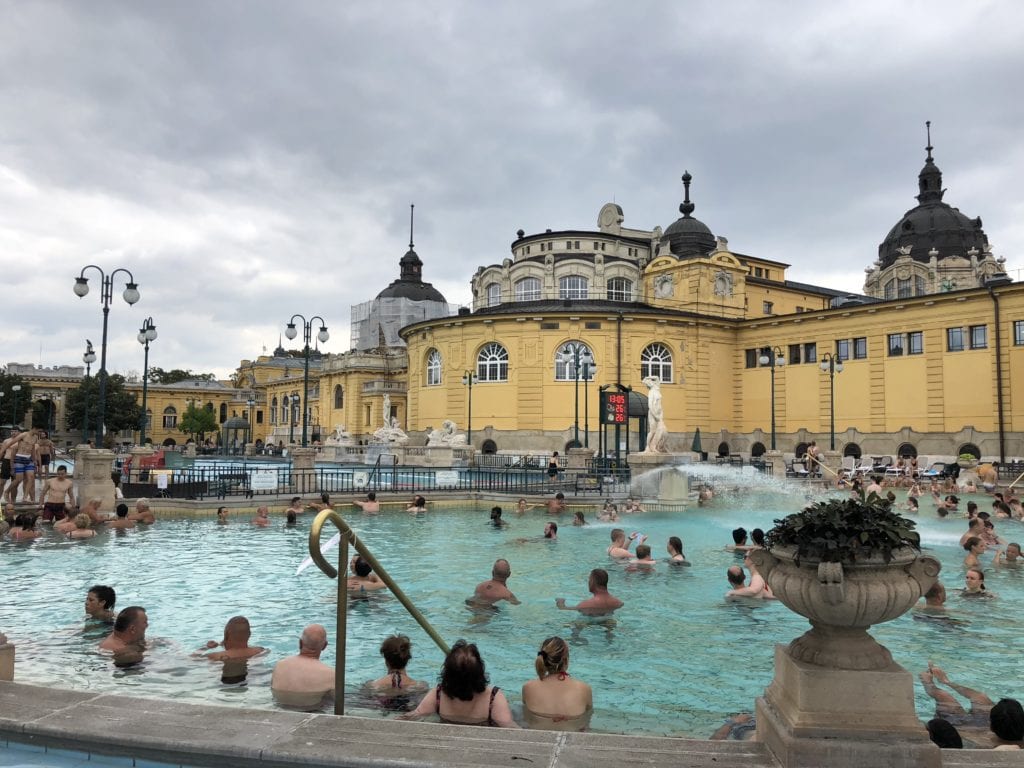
[765,492,920,565]
[958,453,977,463]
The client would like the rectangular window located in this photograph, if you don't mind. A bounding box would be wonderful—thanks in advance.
[836,339,851,361]
[897,277,911,298]
[745,349,758,369]
[947,327,965,352]
[567,241,572,249]
[364,405,371,425]
[764,270,771,280]
[888,333,904,356]
[1015,320,1024,346]
[915,275,926,296]
[788,344,801,365]
[574,241,580,249]
[763,301,774,315]
[163,414,177,428]
[884,280,896,300]
[256,410,263,425]
[853,337,868,359]
[754,267,763,277]
[795,306,804,313]
[803,342,817,364]
[970,324,987,349]
[908,331,923,355]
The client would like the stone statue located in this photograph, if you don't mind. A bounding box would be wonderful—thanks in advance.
[641,375,668,453]
[426,420,468,446]
[382,393,391,425]
[371,418,409,445]
[325,424,353,446]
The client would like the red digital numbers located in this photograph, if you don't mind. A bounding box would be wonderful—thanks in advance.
[603,392,628,424]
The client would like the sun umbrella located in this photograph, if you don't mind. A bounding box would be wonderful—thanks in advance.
[691,427,702,454]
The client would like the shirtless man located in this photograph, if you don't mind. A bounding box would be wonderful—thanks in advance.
[555,568,623,616]
[199,616,266,660]
[0,430,19,502]
[348,556,387,594]
[978,462,999,493]
[129,499,156,524]
[352,491,380,514]
[36,432,55,481]
[99,606,148,652]
[286,496,307,516]
[546,492,566,515]
[271,624,335,710]
[628,543,656,570]
[8,428,41,502]
[79,498,109,525]
[607,528,640,559]
[40,465,75,522]
[251,506,271,527]
[106,503,136,529]
[726,552,775,599]
[468,559,520,607]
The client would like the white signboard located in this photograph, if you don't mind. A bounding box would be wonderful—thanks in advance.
[436,470,459,488]
[353,471,369,488]
[250,470,278,491]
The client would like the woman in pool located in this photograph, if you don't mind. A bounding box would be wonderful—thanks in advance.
[68,513,97,539]
[572,510,588,526]
[400,640,517,727]
[961,567,996,599]
[521,636,592,731]
[515,498,534,515]
[9,514,41,541]
[666,536,690,565]
[962,537,986,568]
[407,496,427,513]
[365,635,427,710]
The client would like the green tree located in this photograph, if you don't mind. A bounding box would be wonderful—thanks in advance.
[148,367,216,384]
[0,372,33,426]
[64,374,141,442]
[180,401,218,443]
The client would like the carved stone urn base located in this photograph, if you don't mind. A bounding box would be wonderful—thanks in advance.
[757,645,939,768]
[788,622,894,671]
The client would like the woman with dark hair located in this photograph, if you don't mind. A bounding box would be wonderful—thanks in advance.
[521,636,592,731]
[962,568,996,598]
[9,514,41,541]
[962,537,986,568]
[400,640,517,727]
[926,718,963,749]
[666,536,690,565]
[365,634,427,711]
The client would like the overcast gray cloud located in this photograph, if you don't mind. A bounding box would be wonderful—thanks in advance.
[2,0,1022,377]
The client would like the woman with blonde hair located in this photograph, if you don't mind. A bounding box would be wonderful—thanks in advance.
[68,513,97,539]
[521,636,592,730]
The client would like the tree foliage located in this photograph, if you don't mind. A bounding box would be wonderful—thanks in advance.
[0,372,33,426]
[148,367,216,384]
[64,374,141,440]
[179,401,218,443]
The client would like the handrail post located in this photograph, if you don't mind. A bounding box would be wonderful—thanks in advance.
[335,534,348,715]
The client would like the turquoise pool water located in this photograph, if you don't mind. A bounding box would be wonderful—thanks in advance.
[2,482,1022,737]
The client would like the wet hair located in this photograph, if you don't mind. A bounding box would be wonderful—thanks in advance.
[923,581,945,602]
[367,492,376,501]
[380,634,412,670]
[1008,542,1022,555]
[731,527,748,545]
[116,504,129,518]
[291,496,301,504]
[610,528,625,543]
[590,568,609,589]
[19,514,36,531]
[89,585,116,610]
[727,566,745,587]
[966,568,986,589]
[668,536,683,555]
[967,501,978,516]
[438,640,488,701]
[994,501,1012,516]
[353,556,372,577]
[286,510,297,524]
[217,506,228,516]
[114,606,146,633]
[937,506,949,519]
[963,536,982,552]
[74,513,91,529]
[555,492,564,500]
[490,506,502,519]
[534,636,569,679]
[990,698,1024,742]
[413,496,426,507]
[907,497,919,509]
[545,521,558,537]
[635,544,651,559]
[320,493,330,504]
[926,718,962,749]
[751,528,765,547]
[978,510,991,521]
[573,511,586,523]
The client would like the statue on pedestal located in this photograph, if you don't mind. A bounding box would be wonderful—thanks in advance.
[641,376,668,453]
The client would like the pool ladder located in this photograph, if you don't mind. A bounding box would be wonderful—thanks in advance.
[307,508,450,715]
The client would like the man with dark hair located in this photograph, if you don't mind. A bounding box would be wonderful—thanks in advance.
[555,568,623,616]
[352,491,379,514]
[85,585,116,622]
[348,555,386,593]
[727,527,752,553]
[726,565,746,590]
[40,465,75,522]
[543,521,557,540]
[990,698,1023,750]
[106,503,135,530]
[99,606,147,651]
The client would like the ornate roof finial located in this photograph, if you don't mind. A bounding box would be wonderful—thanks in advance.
[408,203,415,250]
[925,120,933,162]
[917,121,943,203]
[679,171,695,218]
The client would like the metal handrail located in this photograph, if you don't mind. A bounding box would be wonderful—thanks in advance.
[307,508,449,715]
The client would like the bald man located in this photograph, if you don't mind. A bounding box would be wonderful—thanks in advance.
[469,558,521,608]
[200,616,266,660]
[271,624,335,710]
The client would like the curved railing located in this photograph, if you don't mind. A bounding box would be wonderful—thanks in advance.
[307,508,450,714]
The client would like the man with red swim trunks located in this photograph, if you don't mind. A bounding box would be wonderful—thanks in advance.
[40,465,76,522]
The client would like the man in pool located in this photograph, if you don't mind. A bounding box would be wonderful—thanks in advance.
[546,492,566,515]
[348,556,387,594]
[251,506,271,527]
[129,498,156,524]
[99,606,148,652]
[286,496,307,516]
[607,528,640,559]
[352,491,380,514]
[40,464,75,522]
[468,558,520,607]
[995,542,1022,566]
[271,624,335,710]
[199,616,267,660]
[106,503,136,529]
[555,568,623,616]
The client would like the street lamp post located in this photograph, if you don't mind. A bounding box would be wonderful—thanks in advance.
[82,341,96,443]
[246,398,256,448]
[758,346,787,451]
[820,353,844,451]
[559,343,596,448]
[137,317,157,447]
[11,385,22,427]
[285,314,329,448]
[288,394,299,446]
[461,371,476,446]
[74,266,141,445]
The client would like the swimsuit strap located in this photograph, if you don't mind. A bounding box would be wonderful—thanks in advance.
[435,686,441,710]
[488,686,500,726]
[391,671,403,689]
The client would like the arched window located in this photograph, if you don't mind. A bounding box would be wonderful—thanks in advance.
[481,439,498,454]
[426,349,442,386]
[476,343,509,382]
[640,343,673,383]
[555,342,596,381]
[334,385,344,408]
[219,402,227,424]
[270,397,278,425]
[843,443,862,459]
[795,442,809,459]
[751,442,766,457]
[896,442,917,459]
[607,277,633,302]
[162,405,177,429]
[559,275,588,300]
[717,442,730,458]
[486,282,501,307]
[281,399,289,424]
[515,277,541,302]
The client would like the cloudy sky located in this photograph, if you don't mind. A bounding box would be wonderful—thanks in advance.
[2,1,1022,379]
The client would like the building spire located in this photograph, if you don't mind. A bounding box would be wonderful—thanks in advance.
[917,121,944,203]
[925,120,933,161]
[679,171,695,218]
[408,203,415,250]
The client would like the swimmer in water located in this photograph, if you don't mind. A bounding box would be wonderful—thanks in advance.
[467,559,520,609]
[666,536,690,566]
[555,569,623,616]
[348,556,387,594]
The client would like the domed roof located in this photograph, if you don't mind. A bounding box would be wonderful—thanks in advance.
[662,171,717,258]
[877,130,988,270]
[375,205,447,303]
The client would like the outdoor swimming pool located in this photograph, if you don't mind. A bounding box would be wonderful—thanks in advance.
[2,477,1022,737]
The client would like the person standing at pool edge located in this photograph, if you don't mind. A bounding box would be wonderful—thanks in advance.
[40,464,75,521]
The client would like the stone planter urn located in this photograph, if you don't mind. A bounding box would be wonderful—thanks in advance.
[957,457,978,469]
[751,546,940,670]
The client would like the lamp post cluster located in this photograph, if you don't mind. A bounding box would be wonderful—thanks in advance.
[820,353,844,450]
[137,317,157,446]
[759,346,786,451]
[559,343,597,448]
[284,315,329,448]
[74,266,140,446]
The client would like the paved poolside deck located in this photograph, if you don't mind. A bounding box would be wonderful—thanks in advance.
[1,682,1020,768]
